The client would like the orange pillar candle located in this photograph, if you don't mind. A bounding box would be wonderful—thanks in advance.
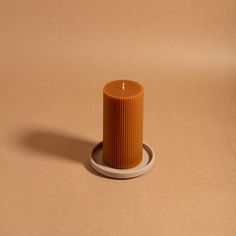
[103,80,144,169]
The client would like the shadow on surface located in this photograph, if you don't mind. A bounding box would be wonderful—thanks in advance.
[19,129,101,176]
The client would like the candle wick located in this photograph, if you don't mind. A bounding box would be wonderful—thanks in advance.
[122,82,125,90]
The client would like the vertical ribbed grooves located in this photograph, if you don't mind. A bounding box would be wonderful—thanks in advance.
[103,93,143,169]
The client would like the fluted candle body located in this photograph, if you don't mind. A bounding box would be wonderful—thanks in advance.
[103,80,144,169]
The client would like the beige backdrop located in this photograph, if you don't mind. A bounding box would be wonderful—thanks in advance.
[0,0,236,235]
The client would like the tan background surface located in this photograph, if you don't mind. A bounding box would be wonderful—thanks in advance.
[0,0,236,235]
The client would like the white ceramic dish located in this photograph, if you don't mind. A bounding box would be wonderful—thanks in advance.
[90,142,155,179]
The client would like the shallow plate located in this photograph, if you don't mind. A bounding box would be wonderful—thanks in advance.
[90,142,155,179]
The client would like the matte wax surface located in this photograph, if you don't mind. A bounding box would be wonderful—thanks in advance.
[104,80,143,98]
[103,80,144,169]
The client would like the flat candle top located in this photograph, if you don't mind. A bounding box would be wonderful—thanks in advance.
[104,80,143,98]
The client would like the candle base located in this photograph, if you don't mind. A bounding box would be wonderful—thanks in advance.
[90,142,155,179]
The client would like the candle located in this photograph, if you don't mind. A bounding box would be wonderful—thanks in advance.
[90,79,155,178]
[103,80,144,169]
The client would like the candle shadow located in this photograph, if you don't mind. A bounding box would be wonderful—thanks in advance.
[18,129,102,177]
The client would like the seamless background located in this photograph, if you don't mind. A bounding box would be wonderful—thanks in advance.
[0,1,236,235]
